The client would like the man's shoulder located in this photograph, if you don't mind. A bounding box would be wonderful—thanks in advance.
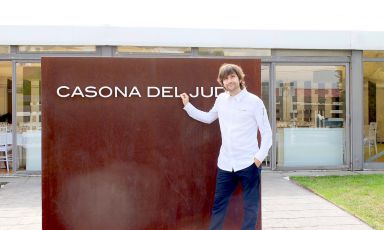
[243,91,265,112]
[245,91,263,104]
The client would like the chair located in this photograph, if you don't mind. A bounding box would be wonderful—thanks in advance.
[364,122,378,156]
[0,127,12,173]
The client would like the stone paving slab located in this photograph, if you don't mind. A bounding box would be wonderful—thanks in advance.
[0,176,41,230]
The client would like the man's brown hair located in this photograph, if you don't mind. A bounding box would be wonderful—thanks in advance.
[217,63,246,89]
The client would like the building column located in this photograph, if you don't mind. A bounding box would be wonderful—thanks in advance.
[351,51,364,170]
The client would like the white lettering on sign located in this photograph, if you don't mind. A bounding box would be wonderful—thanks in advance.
[129,86,141,97]
[85,86,98,98]
[57,86,70,97]
[57,86,224,98]
[147,86,160,98]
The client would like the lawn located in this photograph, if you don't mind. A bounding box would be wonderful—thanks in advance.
[291,174,384,230]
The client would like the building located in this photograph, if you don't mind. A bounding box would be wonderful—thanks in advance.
[0,25,384,172]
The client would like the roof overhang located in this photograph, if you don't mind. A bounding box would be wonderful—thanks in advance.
[1,25,384,50]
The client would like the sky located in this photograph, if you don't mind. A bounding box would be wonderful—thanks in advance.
[1,0,384,31]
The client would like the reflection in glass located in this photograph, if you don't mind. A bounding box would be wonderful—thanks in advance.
[363,62,384,163]
[18,46,96,53]
[117,46,191,54]
[273,49,351,57]
[16,63,42,171]
[0,46,10,54]
[0,62,13,173]
[198,48,271,56]
[363,51,384,58]
[276,66,346,167]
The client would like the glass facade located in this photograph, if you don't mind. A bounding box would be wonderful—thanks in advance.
[275,65,346,167]
[363,62,384,163]
[0,45,382,172]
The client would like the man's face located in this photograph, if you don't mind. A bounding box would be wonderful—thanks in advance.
[222,73,241,94]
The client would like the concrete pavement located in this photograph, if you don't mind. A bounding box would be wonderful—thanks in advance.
[0,171,376,230]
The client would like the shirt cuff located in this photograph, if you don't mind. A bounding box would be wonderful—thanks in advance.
[254,151,265,163]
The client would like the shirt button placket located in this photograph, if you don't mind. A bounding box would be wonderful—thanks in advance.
[228,99,234,171]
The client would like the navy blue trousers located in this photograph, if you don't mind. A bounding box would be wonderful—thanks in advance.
[208,163,261,230]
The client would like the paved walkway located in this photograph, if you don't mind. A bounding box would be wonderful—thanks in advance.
[0,171,377,230]
[261,171,375,230]
[0,176,41,230]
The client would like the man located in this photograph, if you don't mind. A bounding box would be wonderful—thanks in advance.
[180,63,272,230]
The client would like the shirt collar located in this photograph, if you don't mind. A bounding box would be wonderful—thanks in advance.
[229,88,248,102]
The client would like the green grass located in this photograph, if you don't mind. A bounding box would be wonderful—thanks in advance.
[291,174,384,230]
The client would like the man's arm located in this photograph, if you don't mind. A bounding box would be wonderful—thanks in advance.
[253,101,272,166]
[180,93,218,124]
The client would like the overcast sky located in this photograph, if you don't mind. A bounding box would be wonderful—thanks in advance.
[1,0,383,31]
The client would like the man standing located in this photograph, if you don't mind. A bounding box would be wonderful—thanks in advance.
[180,63,272,230]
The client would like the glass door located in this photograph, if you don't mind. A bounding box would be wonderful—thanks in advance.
[15,62,42,172]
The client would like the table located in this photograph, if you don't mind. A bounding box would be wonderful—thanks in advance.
[0,131,41,171]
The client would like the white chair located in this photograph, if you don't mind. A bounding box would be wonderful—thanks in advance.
[262,152,270,167]
[0,127,12,173]
[364,122,378,156]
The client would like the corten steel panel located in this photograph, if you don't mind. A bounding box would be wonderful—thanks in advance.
[42,58,262,230]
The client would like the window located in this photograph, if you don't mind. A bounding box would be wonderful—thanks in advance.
[18,46,96,53]
[363,62,384,163]
[363,51,384,58]
[117,46,191,54]
[198,48,271,56]
[0,46,10,54]
[275,65,346,167]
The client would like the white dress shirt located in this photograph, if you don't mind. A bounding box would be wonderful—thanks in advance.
[183,88,272,172]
